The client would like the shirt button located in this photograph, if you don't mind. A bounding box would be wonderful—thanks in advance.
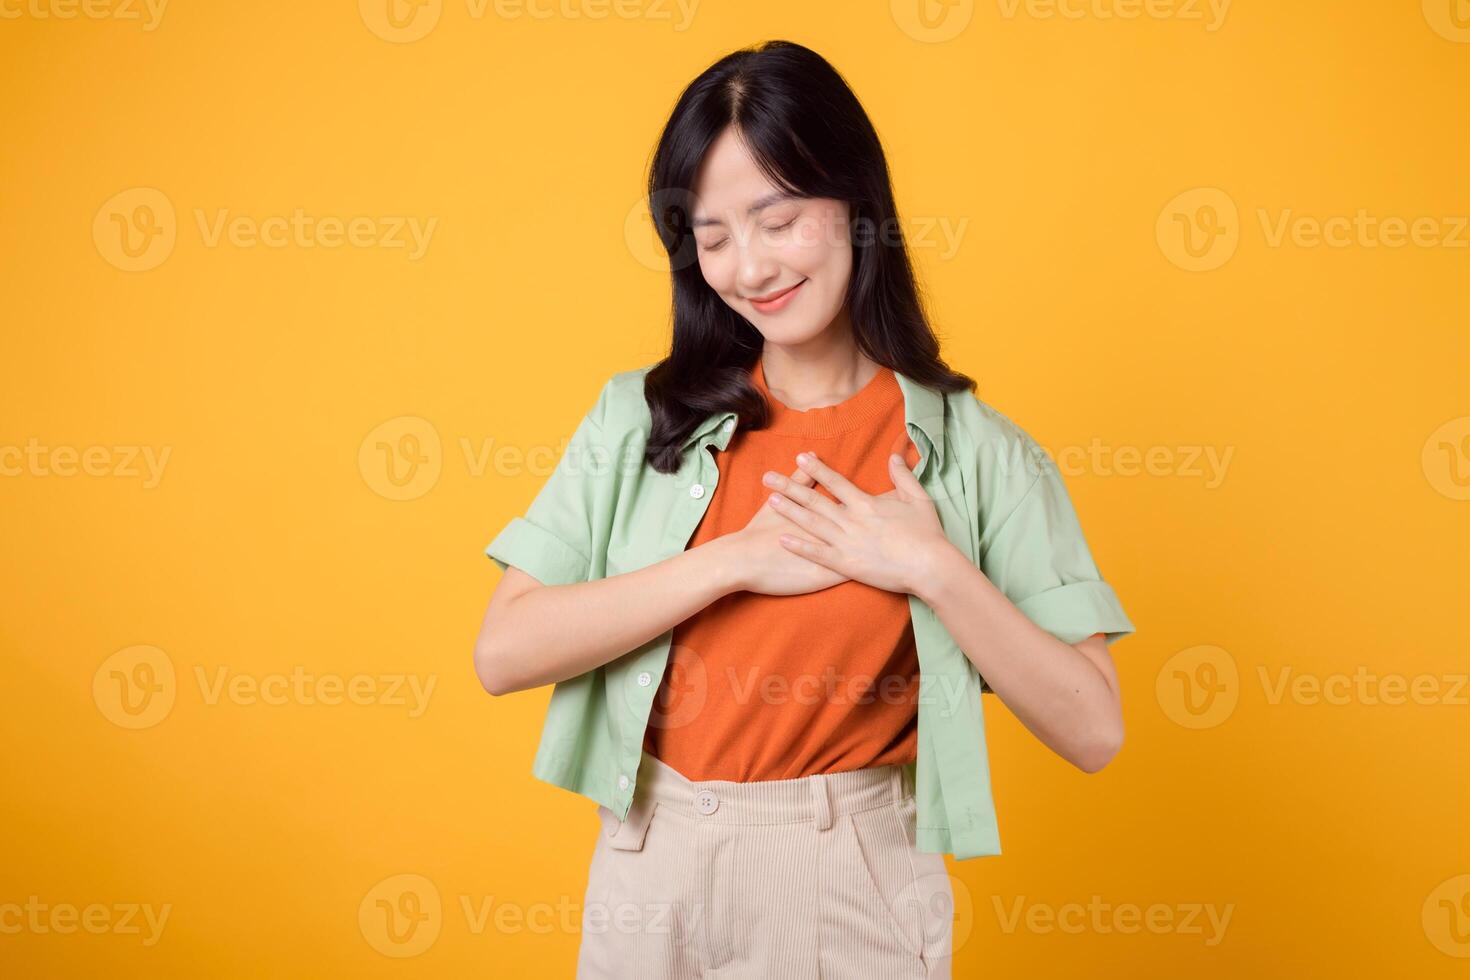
[689,483,705,499]
[636,671,652,687]
[618,774,630,791]
[694,789,719,815]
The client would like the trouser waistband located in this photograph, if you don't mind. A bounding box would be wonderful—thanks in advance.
[634,748,911,830]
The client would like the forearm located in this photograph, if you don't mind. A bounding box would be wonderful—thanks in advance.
[913,543,1122,771]
[476,537,741,695]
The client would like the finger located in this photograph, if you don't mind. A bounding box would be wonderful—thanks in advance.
[761,470,847,524]
[787,463,817,486]
[888,453,930,498]
[794,451,866,506]
[761,465,815,514]
[776,531,840,569]
[766,491,843,543]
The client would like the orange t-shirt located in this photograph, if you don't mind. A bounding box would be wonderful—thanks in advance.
[642,358,925,782]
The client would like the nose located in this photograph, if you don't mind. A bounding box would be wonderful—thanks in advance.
[734,234,783,299]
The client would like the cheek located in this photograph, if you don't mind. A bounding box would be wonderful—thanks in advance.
[786,215,830,256]
[782,214,849,274]
[696,251,736,294]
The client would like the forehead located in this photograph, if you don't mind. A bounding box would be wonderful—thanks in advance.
[690,128,793,222]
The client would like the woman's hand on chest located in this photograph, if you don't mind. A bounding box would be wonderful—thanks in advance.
[760,450,954,597]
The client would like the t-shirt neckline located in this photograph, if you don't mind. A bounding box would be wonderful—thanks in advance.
[750,356,902,437]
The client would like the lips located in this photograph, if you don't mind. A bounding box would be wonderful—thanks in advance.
[749,279,806,312]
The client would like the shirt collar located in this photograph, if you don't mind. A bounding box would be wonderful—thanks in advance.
[680,367,946,470]
[895,368,947,471]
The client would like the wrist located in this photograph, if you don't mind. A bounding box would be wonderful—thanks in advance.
[696,534,747,597]
[907,535,970,606]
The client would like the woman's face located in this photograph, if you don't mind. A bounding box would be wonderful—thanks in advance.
[689,126,852,346]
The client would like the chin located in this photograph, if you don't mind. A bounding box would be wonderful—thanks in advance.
[752,319,825,344]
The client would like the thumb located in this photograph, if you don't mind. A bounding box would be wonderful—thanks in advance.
[888,452,927,498]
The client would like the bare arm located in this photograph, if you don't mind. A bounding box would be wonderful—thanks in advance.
[761,449,1128,775]
[914,545,1123,773]
[473,538,742,696]
[475,466,833,696]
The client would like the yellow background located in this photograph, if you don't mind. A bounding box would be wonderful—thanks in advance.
[3,1,1469,976]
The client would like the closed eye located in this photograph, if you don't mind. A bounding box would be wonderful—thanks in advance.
[698,217,799,253]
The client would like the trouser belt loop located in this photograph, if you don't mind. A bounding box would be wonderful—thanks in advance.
[607,794,655,851]
[810,774,832,831]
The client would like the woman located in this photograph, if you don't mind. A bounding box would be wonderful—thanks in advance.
[475,39,1135,979]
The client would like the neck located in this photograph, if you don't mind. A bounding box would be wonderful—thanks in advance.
[758,340,879,412]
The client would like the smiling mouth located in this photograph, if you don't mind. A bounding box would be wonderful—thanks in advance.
[748,279,806,309]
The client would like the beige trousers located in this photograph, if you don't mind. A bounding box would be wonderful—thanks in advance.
[576,749,954,978]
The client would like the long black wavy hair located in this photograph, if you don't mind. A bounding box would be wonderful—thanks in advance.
[642,39,976,474]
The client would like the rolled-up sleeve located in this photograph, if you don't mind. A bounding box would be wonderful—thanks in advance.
[484,382,614,588]
[979,448,1135,648]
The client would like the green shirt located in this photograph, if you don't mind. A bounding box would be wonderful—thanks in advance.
[486,363,1135,860]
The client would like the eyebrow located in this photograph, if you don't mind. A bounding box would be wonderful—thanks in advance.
[691,191,802,229]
